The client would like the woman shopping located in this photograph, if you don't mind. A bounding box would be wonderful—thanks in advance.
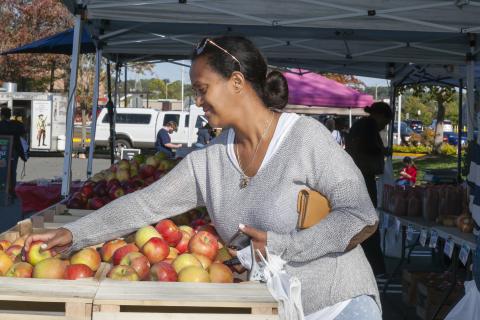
[25,36,381,319]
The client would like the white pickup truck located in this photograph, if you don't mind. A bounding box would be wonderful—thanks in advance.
[95,105,206,153]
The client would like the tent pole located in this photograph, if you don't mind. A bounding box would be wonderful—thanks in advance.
[348,108,352,128]
[61,14,83,198]
[457,79,463,183]
[124,64,128,107]
[466,45,476,142]
[388,84,397,151]
[397,94,402,145]
[112,61,120,160]
[87,47,102,178]
[106,62,115,165]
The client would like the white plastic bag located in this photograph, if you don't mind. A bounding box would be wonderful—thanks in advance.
[445,280,480,320]
[256,248,304,320]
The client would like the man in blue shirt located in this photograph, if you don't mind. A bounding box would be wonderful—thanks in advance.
[155,121,181,158]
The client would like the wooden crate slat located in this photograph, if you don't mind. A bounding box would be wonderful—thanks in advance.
[0,278,98,303]
[94,280,276,308]
[93,312,279,320]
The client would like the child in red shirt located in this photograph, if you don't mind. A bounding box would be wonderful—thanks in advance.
[397,156,417,186]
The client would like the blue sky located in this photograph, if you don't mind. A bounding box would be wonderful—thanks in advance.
[131,61,390,87]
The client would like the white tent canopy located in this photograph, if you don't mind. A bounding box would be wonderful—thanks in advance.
[58,0,480,195]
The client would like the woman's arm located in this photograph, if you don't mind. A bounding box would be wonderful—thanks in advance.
[63,155,204,252]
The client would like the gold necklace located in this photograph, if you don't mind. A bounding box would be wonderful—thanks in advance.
[235,111,275,189]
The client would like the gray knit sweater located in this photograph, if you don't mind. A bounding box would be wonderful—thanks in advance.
[64,116,380,315]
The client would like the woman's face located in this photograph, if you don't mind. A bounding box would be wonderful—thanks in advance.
[190,56,238,128]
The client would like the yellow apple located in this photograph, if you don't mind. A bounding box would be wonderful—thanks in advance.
[0,251,14,275]
[135,226,161,249]
[178,266,210,282]
[33,258,69,279]
[70,247,101,272]
[172,253,202,274]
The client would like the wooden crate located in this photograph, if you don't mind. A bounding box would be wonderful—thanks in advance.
[92,280,278,320]
[0,217,109,320]
[416,280,464,320]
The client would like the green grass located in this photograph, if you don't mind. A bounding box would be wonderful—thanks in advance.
[392,154,461,182]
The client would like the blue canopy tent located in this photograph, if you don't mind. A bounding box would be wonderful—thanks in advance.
[1,27,95,55]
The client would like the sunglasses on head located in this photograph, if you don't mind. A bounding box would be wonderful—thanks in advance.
[195,38,243,71]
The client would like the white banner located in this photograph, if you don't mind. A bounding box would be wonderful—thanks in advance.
[31,100,52,150]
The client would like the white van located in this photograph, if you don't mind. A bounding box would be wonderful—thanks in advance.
[95,105,206,153]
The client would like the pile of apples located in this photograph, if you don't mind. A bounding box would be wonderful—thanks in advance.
[0,218,235,283]
[0,235,102,280]
[67,153,178,210]
[106,219,234,283]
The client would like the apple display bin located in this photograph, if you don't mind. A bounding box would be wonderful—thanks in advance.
[0,219,108,320]
[92,279,278,320]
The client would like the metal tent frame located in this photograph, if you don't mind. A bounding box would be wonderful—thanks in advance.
[57,0,480,196]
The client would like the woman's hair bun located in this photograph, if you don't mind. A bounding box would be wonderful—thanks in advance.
[263,70,289,110]
[364,106,372,113]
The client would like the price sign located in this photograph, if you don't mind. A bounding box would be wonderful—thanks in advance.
[459,244,471,266]
[406,225,414,241]
[444,238,454,258]
[429,230,438,248]
[419,229,428,247]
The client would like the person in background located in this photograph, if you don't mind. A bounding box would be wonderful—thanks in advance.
[325,117,343,146]
[396,156,417,187]
[155,121,181,158]
[0,106,26,199]
[345,101,393,276]
[194,122,211,148]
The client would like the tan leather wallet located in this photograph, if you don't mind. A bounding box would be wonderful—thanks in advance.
[297,189,331,229]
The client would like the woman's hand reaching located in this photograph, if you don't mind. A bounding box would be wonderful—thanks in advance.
[24,228,73,257]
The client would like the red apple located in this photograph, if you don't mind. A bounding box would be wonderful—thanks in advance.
[135,226,161,249]
[120,252,150,280]
[5,245,22,261]
[108,185,125,200]
[140,164,156,178]
[190,218,207,229]
[195,225,219,239]
[154,170,165,181]
[33,258,69,279]
[107,265,140,281]
[80,184,94,198]
[141,237,169,264]
[150,261,177,281]
[209,262,234,283]
[155,219,182,246]
[113,243,139,265]
[0,240,12,250]
[175,230,192,254]
[0,251,13,275]
[106,178,120,189]
[101,239,127,262]
[188,231,219,261]
[26,241,53,266]
[5,262,33,278]
[144,176,155,186]
[87,197,106,210]
[93,182,108,197]
[178,266,210,283]
[172,253,202,274]
[70,247,101,271]
[64,264,94,280]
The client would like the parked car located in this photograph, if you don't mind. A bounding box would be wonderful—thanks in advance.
[444,131,478,146]
[405,119,424,133]
[393,122,415,144]
[430,119,453,132]
[95,105,207,156]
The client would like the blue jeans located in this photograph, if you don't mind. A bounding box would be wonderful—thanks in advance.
[396,179,411,186]
[334,295,381,320]
[474,235,480,292]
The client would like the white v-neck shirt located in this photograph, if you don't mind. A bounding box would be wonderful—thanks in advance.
[227,112,300,174]
[227,112,352,319]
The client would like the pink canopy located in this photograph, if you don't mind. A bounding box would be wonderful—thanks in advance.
[284,69,374,108]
